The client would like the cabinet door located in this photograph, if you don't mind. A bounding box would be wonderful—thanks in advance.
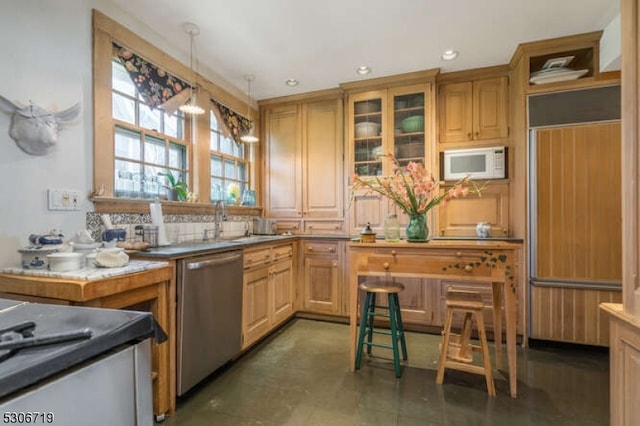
[397,277,439,325]
[473,77,508,140]
[264,104,302,218]
[271,260,294,326]
[437,181,510,238]
[350,91,386,178]
[438,82,473,143]
[242,267,271,349]
[348,189,389,236]
[303,99,344,220]
[388,84,430,165]
[303,256,340,314]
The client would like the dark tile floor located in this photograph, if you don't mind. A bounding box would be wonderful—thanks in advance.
[163,319,609,426]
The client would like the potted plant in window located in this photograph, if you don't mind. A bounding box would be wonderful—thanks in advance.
[159,171,188,202]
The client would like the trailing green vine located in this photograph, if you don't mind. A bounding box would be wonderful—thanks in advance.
[442,250,516,293]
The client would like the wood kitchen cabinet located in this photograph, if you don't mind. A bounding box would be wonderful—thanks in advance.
[341,71,437,235]
[242,242,295,349]
[437,180,510,238]
[300,239,344,315]
[261,92,344,234]
[438,76,508,144]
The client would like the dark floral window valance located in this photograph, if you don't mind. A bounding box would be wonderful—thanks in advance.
[210,99,253,145]
[112,42,190,112]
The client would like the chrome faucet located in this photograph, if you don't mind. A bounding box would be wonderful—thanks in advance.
[213,200,227,240]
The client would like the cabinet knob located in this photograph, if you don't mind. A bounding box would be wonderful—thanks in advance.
[308,246,314,251]
[467,132,472,139]
[456,251,462,257]
[293,225,299,230]
[474,132,479,137]
[391,250,397,256]
[332,261,337,267]
[308,225,313,229]
[335,225,341,230]
[464,264,473,272]
[328,247,336,253]
[383,262,390,270]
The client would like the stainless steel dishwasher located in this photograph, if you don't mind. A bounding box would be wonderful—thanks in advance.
[177,250,243,396]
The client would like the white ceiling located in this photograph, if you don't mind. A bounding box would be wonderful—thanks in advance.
[108,0,620,101]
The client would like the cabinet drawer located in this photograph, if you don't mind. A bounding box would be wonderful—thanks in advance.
[272,244,294,262]
[304,221,344,235]
[302,241,339,256]
[244,247,272,269]
[365,252,497,279]
[371,247,491,263]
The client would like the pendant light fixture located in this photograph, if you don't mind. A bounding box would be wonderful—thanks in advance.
[240,74,259,143]
[179,23,205,116]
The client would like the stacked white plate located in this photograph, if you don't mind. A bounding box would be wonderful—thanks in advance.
[529,67,588,85]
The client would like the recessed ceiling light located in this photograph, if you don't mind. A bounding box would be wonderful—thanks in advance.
[441,50,459,61]
[356,66,371,76]
[285,78,299,87]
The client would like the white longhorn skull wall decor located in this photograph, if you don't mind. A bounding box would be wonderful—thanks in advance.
[0,95,80,156]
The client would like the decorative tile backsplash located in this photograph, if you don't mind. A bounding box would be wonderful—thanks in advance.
[86,212,254,244]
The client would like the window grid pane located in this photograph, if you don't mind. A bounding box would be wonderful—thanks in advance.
[209,112,250,204]
[112,58,189,199]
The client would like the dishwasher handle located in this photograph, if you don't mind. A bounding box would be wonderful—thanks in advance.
[186,252,242,270]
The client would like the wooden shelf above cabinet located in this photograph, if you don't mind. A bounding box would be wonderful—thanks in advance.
[510,31,603,91]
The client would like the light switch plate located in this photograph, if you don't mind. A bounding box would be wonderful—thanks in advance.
[47,189,81,211]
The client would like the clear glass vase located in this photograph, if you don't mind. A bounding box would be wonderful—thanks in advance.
[406,212,429,242]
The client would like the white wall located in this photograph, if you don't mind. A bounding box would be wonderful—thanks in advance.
[600,13,621,72]
[0,0,223,268]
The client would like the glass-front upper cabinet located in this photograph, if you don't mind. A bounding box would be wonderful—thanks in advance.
[390,88,426,167]
[348,84,431,180]
[351,91,385,177]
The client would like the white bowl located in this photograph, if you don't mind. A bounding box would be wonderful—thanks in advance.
[355,122,381,138]
[47,252,85,272]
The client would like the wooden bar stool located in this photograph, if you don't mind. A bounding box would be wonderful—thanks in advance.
[436,288,495,396]
[355,280,407,378]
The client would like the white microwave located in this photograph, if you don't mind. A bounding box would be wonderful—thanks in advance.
[441,146,507,181]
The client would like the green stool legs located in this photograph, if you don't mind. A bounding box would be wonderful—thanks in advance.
[355,289,408,378]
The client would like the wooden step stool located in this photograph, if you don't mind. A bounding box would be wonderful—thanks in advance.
[436,288,495,396]
[355,280,408,378]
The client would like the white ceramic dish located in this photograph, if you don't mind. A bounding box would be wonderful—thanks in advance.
[355,122,381,138]
[18,246,60,269]
[47,252,85,272]
[529,68,588,85]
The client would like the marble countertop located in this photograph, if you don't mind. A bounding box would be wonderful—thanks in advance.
[0,260,169,281]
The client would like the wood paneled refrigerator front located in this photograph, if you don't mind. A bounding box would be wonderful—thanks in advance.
[530,122,622,345]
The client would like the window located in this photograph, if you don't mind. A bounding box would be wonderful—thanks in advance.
[210,111,248,203]
[112,59,188,199]
[94,12,256,209]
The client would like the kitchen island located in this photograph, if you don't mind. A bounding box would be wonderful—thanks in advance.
[0,261,173,420]
[348,239,521,398]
